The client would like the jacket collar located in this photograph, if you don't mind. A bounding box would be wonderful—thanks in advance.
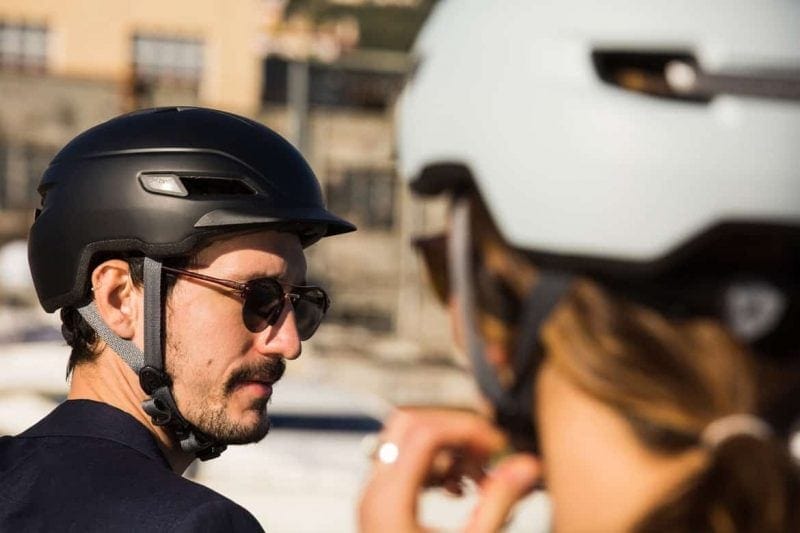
[21,399,171,469]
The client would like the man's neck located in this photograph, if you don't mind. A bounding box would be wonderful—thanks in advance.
[68,350,195,474]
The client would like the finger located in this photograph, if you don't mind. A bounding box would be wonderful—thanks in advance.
[443,477,464,496]
[423,448,487,489]
[423,447,460,487]
[465,454,541,533]
[360,409,507,531]
[388,409,507,490]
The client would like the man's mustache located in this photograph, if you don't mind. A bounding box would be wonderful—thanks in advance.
[224,358,286,395]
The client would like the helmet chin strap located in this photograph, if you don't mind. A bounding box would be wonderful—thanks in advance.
[449,197,572,453]
[78,257,226,461]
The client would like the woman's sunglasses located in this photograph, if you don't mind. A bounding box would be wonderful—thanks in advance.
[162,266,330,341]
[413,233,521,325]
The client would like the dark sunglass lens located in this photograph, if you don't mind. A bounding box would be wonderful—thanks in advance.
[242,281,284,333]
[293,289,328,340]
[413,234,449,303]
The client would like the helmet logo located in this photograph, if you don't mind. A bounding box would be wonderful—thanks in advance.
[724,280,787,341]
[139,173,189,197]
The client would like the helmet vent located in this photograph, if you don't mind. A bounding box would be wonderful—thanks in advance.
[592,50,710,103]
[180,176,256,197]
[593,50,800,102]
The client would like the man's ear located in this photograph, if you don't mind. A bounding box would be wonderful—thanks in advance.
[90,259,141,340]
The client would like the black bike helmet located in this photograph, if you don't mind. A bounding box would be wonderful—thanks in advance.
[28,107,356,460]
[29,106,355,313]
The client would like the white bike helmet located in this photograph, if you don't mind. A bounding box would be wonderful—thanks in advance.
[398,0,800,446]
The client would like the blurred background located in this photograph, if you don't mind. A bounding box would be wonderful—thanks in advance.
[0,1,548,530]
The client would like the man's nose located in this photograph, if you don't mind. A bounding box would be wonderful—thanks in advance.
[255,300,302,359]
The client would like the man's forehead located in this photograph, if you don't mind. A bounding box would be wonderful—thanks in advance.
[194,230,306,276]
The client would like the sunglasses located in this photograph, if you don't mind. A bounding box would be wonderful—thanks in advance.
[412,234,450,303]
[162,266,330,341]
[413,233,521,325]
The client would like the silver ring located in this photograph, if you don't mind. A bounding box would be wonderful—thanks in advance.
[362,435,400,465]
[376,441,400,464]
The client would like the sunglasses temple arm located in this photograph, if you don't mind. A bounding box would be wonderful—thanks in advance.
[162,266,246,293]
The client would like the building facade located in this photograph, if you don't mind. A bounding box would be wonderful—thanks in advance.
[0,0,456,370]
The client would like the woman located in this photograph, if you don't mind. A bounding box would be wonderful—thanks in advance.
[360,194,800,532]
[360,1,800,530]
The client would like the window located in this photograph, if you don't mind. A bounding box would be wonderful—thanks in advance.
[326,168,395,230]
[309,63,404,110]
[325,305,394,332]
[23,145,53,207]
[0,23,47,73]
[132,34,204,87]
[0,143,55,210]
[263,56,405,110]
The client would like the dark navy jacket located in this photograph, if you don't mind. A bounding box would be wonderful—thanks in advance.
[0,400,264,532]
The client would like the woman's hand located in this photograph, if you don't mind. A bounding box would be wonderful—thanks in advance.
[358,408,541,533]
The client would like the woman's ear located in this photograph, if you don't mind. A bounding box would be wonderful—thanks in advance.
[90,259,141,340]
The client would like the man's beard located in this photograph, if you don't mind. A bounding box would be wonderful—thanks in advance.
[166,344,286,445]
[195,357,286,444]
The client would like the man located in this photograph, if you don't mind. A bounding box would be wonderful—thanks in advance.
[0,107,355,531]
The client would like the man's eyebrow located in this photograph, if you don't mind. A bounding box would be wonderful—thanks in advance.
[241,269,305,286]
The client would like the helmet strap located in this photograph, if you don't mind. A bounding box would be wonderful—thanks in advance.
[450,198,507,404]
[77,301,145,372]
[78,257,226,461]
[500,269,573,451]
[449,197,572,452]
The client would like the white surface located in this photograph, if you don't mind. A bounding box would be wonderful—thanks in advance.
[0,341,70,395]
[0,392,59,435]
[399,0,800,260]
[0,240,34,296]
[269,377,391,420]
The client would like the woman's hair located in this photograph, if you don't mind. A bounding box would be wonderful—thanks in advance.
[464,192,800,532]
[540,279,800,533]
